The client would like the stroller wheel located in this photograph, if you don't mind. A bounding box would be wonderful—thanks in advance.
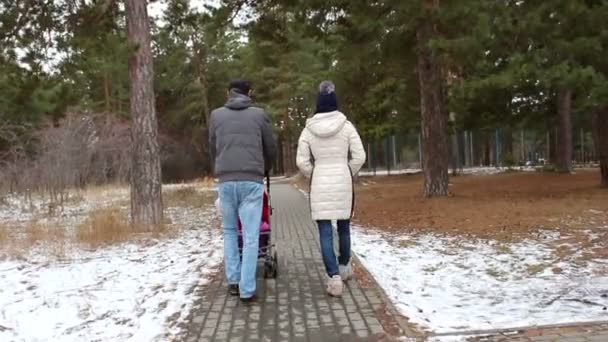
[264,250,278,279]
[263,261,274,279]
[271,250,278,278]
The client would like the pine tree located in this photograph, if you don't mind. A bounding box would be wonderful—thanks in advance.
[125,0,163,226]
[417,0,450,196]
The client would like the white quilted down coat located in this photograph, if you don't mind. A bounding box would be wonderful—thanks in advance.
[296,111,366,220]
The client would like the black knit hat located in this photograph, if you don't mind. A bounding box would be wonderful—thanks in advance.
[315,80,338,114]
[228,79,251,95]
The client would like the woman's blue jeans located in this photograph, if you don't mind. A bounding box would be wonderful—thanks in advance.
[317,219,351,277]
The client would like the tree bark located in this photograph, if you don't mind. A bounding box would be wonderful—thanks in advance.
[592,107,608,188]
[125,0,163,226]
[556,87,573,173]
[416,2,450,197]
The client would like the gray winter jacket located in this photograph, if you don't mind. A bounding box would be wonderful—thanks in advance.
[209,91,277,183]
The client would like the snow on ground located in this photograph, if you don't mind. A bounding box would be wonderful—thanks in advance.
[359,166,538,177]
[0,185,222,342]
[359,168,422,177]
[353,228,608,335]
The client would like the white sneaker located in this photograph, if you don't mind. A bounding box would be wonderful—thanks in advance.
[326,275,343,297]
[339,263,354,281]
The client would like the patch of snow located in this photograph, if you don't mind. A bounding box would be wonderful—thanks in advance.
[359,169,422,177]
[359,166,538,177]
[0,187,223,341]
[427,336,477,342]
[353,228,608,334]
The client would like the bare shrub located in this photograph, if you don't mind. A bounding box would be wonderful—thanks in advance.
[0,221,16,258]
[88,115,132,185]
[0,219,68,258]
[76,208,131,247]
[0,111,132,206]
[76,208,170,247]
[25,219,66,246]
[197,177,216,188]
[0,222,8,244]
[0,122,34,195]
[164,186,215,208]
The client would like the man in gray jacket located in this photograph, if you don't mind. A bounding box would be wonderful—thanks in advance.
[209,79,277,302]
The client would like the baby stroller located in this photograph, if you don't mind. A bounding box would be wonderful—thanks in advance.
[237,175,278,278]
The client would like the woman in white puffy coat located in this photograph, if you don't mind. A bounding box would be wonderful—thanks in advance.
[296,81,366,297]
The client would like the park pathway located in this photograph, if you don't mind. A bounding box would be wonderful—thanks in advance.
[183,182,400,342]
[182,181,608,342]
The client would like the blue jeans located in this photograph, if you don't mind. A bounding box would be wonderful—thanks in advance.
[317,220,351,277]
[218,181,263,298]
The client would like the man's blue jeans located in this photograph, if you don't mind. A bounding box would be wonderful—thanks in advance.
[317,220,351,277]
[218,181,263,298]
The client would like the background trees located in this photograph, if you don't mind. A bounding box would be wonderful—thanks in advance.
[0,0,607,192]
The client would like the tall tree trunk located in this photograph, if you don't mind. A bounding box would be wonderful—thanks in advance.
[593,107,608,188]
[125,0,163,226]
[192,47,212,175]
[416,2,450,197]
[556,87,573,173]
[199,74,212,175]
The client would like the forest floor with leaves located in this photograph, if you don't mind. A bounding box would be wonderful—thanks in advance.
[355,170,607,241]
[348,170,608,337]
[0,182,222,342]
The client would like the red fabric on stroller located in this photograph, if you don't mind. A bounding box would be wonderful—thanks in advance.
[237,191,270,232]
[237,191,272,258]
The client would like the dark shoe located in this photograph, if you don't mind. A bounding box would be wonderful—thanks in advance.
[239,295,257,304]
[228,284,239,296]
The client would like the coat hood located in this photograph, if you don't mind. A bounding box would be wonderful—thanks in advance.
[305,111,347,138]
[225,90,252,110]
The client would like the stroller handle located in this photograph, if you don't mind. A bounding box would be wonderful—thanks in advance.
[265,172,271,194]
[265,172,273,215]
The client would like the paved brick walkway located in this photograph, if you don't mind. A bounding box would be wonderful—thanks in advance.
[183,183,396,342]
[183,182,608,342]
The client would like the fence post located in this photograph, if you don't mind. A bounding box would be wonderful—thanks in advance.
[580,128,584,164]
[417,132,423,170]
[545,131,550,164]
[495,129,501,166]
[391,135,398,170]
[366,142,372,175]
[463,131,469,166]
[520,130,525,164]
[371,142,377,176]
[451,131,461,173]
[386,136,391,175]
[470,131,474,167]
[555,127,558,164]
